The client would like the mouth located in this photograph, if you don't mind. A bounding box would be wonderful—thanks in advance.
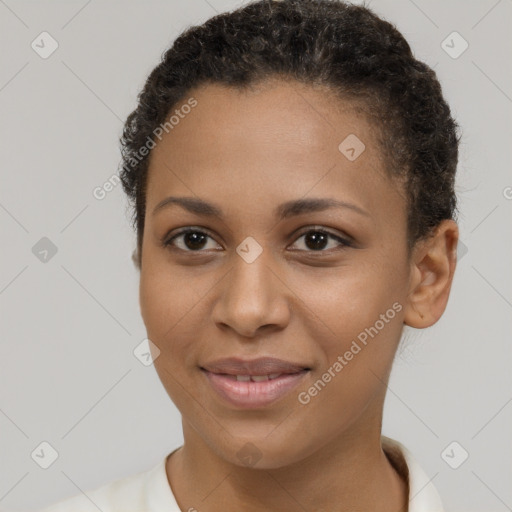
[200,357,311,409]
[210,372,296,382]
[200,356,311,375]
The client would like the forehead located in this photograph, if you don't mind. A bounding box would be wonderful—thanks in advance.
[145,79,405,226]
[156,79,377,158]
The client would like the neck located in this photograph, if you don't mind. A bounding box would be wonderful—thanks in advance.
[166,415,408,512]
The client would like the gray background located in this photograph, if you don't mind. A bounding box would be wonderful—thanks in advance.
[1,0,511,511]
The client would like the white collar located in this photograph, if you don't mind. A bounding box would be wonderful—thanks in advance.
[382,436,444,511]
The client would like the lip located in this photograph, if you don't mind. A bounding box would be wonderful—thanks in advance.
[200,357,311,409]
[201,369,309,409]
[200,356,310,376]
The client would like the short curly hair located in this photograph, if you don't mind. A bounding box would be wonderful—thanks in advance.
[119,0,460,269]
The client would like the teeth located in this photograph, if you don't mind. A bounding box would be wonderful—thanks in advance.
[250,375,269,382]
[234,373,283,382]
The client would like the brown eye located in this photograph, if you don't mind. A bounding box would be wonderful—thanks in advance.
[290,228,352,252]
[163,229,221,252]
[162,226,352,255]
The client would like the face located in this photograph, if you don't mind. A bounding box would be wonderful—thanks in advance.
[139,79,413,469]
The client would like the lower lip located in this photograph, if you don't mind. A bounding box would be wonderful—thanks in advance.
[201,369,309,409]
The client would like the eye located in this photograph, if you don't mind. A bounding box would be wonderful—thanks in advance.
[162,226,352,253]
[289,227,352,253]
[162,228,221,252]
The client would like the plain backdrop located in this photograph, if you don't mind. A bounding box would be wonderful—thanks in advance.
[0,1,511,511]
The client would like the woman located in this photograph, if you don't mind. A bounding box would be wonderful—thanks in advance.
[41,0,459,510]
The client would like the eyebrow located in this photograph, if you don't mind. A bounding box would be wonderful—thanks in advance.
[152,196,370,219]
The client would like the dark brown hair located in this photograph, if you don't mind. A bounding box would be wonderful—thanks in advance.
[119,0,460,268]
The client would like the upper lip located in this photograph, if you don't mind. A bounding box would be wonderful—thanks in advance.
[200,357,310,376]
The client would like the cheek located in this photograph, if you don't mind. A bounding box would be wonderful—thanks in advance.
[288,257,405,340]
[294,309,404,443]
[291,259,406,400]
[139,261,199,357]
[139,265,203,408]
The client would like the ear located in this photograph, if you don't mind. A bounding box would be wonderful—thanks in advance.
[403,219,459,328]
[132,247,141,271]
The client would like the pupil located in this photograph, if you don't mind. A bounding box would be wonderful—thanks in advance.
[306,232,328,250]
[185,232,207,250]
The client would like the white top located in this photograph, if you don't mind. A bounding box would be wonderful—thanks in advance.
[40,437,443,512]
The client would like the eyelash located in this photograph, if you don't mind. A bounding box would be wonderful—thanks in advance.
[161,226,353,255]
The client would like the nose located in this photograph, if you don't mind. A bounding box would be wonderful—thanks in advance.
[211,248,291,338]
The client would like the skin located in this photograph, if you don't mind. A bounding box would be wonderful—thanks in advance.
[138,79,458,512]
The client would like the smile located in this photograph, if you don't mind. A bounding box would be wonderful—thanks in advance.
[222,373,283,381]
[201,368,309,409]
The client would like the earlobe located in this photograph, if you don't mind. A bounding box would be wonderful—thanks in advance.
[403,220,459,329]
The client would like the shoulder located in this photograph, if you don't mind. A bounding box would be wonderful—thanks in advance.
[39,461,161,512]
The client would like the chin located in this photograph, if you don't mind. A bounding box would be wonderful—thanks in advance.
[210,432,316,470]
